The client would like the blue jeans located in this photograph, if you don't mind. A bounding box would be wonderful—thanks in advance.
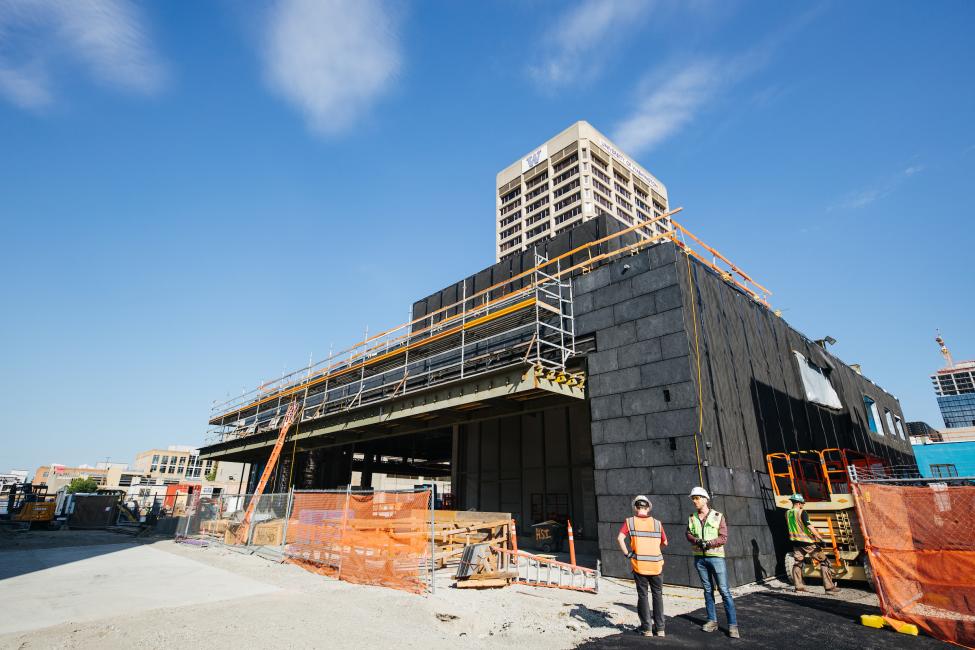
[694,556,737,626]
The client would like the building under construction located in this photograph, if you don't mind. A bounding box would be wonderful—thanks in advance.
[199,211,915,587]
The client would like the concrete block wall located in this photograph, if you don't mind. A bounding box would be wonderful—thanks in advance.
[575,242,778,586]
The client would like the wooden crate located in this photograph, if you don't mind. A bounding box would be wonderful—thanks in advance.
[202,519,230,535]
[252,520,285,546]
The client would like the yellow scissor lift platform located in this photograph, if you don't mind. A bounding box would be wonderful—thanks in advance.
[767,448,890,585]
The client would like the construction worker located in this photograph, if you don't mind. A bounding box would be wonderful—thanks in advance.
[617,495,667,637]
[786,494,838,593]
[686,487,739,639]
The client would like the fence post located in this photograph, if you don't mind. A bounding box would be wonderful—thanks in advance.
[280,487,295,552]
[246,493,258,546]
[337,484,352,580]
[430,487,436,594]
[181,492,194,538]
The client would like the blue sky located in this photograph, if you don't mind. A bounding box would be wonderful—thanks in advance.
[1,0,973,473]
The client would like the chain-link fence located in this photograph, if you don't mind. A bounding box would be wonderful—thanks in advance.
[178,492,290,547]
[285,488,433,594]
[177,488,435,594]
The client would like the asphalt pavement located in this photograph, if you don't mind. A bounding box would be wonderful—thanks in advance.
[576,590,952,650]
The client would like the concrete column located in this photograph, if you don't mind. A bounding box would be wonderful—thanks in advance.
[322,446,355,488]
[360,453,377,488]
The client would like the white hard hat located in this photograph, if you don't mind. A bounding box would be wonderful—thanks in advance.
[632,495,652,509]
[689,487,710,500]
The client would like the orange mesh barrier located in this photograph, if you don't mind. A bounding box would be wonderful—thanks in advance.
[284,489,432,594]
[853,483,975,648]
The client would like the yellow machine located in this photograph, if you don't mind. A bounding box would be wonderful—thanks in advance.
[766,448,889,585]
[15,501,56,523]
[4,483,56,527]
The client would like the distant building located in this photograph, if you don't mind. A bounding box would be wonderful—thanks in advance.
[1,470,28,486]
[906,421,939,439]
[911,426,975,478]
[31,446,246,497]
[134,445,212,481]
[495,121,670,262]
[0,470,29,503]
[103,465,148,488]
[937,392,975,428]
[931,349,975,428]
[32,465,109,493]
[133,445,245,496]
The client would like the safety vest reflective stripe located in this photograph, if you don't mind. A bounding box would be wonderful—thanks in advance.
[629,530,662,538]
[628,517,664,576]
[687,510,725,557]
[787,509,816,543]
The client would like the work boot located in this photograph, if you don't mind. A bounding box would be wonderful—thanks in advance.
[702,620,718,632]
[640,628,654,637]
[655,630,666,638]
[729,625,740,639]
[825,587,841,595]
[794,586,806,593]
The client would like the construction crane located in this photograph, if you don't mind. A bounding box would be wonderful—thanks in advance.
[234,399,300,543]
[936,331,955,369]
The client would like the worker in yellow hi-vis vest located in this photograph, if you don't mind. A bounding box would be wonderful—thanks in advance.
[686,487,739,639]
[617,495,667,637]
[787,494,838,593]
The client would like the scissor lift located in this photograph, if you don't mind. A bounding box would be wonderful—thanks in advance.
[767,448,889,585]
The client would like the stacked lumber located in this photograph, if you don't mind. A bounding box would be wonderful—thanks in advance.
[410,510,512,568]
[453,542,518,589]
[201,519,230,536]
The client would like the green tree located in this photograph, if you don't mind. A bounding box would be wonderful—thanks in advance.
[204,469,218,482]
[66,477,99,493]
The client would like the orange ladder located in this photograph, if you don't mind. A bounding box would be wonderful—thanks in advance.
[235,399,300,543]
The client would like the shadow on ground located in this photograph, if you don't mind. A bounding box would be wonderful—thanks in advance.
[0,530,149,580]
[576,590,952,649]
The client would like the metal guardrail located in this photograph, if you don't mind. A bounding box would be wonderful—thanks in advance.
[206,253,577,445]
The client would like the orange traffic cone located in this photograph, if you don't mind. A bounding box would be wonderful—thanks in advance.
[567,519,576,566]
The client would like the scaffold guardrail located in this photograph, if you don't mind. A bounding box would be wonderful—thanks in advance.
[205,209,772,445]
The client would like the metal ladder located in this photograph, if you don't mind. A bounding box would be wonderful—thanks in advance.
[492,547,599,592]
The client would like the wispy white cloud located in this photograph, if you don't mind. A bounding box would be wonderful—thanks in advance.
[611,6,824,156]
[837,188,884,210]
[0,0,167,110]
[0,63,52,109]
[528,0,651,90]
[830,166,924,211]
[613,61,721,156]
[261,0,401,136]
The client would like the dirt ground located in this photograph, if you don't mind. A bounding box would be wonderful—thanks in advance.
[0,529,897,649]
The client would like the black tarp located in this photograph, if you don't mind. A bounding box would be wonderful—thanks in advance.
[69,494,119,528]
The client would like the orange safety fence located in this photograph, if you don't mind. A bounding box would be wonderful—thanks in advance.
[853,482,975,648]
[284,489,433,594]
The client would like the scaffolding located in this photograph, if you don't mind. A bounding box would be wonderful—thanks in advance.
[208,252,578,442]
[206,209,771,444]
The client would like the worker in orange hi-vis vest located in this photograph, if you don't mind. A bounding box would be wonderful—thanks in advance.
[617,495,667,637]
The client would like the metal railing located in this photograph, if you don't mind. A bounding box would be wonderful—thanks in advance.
[206,252,578,444]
